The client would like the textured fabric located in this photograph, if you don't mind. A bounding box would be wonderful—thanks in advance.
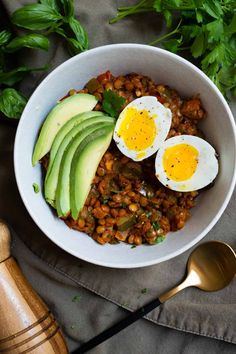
[0,0,236,353]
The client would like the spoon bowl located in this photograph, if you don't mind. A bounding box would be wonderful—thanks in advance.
[187,241,236,292]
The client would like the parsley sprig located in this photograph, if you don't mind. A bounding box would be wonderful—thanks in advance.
[111,0,236,97]
[102,90,126,118]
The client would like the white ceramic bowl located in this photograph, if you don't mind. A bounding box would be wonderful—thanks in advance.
[14,44,236,268]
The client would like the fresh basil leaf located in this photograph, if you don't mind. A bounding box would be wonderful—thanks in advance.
[66,37,84,55]
[68,17,89,49]
[39,0,60,11]
[11,4,62,30]
[0,30,11,47]
[202,0,223,19]
[0,88,27,119]
[191,32,205,58]
[61,0,74,17]
[0,66,31,86]
[0,65,48,86]
[5,34,49,53]
[153,0,162,12]
[102,90,126,118]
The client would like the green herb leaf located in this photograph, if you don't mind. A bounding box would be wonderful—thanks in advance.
[61,0,74,17]
[206,19,224,43]
[152,221,160,230]
[0,30,11,47]
[102,90,126,118]
[163,37,182,53]
[191,32,205,58]
[163,9,172,28]
[66,37,84,55]
[141,288,147,294]
[72,295,81,302]
[195,9,203,23]
[0,65,48,86]
[39,0,60,11]
[131,245,136,249]
[226,13,236,35]
[202,0,223,19]
[68,17,89,50]
[33,183,40,193]
[155,236,165,244]
[5,34,49,53]
[11,4,62,30]
[0,88,27,119]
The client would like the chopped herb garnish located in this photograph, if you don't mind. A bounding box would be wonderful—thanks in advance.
[155,236,165,244]
[152,221,160,230]
[131,245,136,249]
[33,183,40,193]
[72,295,81,303]
[121,202,127,208]
[145,211,152,218]
[102,90,126,118]
[141,288,147,294]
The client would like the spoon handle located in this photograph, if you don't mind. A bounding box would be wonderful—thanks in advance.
[73,298,162,354]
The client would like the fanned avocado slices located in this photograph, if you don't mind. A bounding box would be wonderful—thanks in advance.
[56,123,114,218]
[45,114,114,207]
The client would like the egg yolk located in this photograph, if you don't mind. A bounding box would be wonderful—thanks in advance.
[117,107,156,151]
[163,144,199,181]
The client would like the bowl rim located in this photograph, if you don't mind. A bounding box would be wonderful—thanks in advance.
[14,43,236,268]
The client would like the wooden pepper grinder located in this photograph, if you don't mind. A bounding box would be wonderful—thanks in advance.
[0,221,68,353]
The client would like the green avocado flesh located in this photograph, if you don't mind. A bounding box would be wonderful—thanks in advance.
[70,126,114,220]
[56,123,114,218]
[49,111,104,166]
[32,93,97,166]
[44,114,114,206]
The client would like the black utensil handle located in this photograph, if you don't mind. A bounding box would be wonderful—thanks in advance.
[73,297,162,354]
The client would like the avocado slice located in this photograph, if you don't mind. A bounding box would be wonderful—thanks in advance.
[32,93,98,166]
[45,115,115,207]
[49,111,104,167]
[70,126,114,220]
[56,123,114,217]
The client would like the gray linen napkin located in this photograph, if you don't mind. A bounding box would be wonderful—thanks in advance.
[1,0,236,352]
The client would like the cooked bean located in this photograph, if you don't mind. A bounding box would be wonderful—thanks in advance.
[78,218,85,228]
[96,226,105,234]
[134,235,142,245]
[101,205,110,213]
[97,167,105,176]
[128,203,139,212]
[128,234,135,244]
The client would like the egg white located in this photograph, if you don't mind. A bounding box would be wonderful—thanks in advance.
[113,96,172,161]
[155,135,219,192]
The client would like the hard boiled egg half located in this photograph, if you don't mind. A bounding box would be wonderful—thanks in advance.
[113,96,172,161]
[155,135,219,191]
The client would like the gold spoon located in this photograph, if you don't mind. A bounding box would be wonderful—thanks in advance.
[74,241,236,354]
